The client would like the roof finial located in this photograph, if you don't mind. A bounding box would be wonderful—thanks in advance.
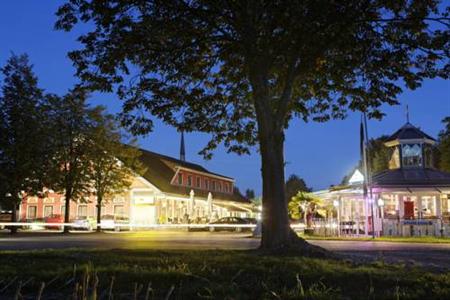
[180,130,186,161]
[406,105,410,123]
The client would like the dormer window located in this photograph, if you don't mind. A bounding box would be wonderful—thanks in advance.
[402,143,422,168]
[178,173,183,185]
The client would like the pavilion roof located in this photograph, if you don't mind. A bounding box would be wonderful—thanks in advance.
[386,122,436,143]
[372,168,450,189]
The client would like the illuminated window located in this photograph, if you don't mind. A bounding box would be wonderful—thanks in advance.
[78,205,88,218]
[402,144,422,168]
[27,206,37,219]
[187,175,192,186]
[114,205,125,217]
[178,173,183,185]
[44,206,53,217]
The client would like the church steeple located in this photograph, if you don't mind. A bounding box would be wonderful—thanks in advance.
[180,130,186,161]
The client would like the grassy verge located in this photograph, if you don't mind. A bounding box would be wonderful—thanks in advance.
[0,249,449,299]
[301,235,450,244]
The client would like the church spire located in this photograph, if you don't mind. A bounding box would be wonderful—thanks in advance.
[180,130,186,161]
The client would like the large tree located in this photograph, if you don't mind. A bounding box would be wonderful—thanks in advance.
[56,1,449,252]
[87,110,143,231]
[45,89,98,233]
[0,54,50,233]
[438,116,450,172]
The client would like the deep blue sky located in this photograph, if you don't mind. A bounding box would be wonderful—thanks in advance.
[1,1,449,194]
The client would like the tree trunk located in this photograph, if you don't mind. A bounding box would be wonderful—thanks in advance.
[10,202,18,235]
[63,190,71,233]
[259,126,292,249]
[96,196,102,232]
[256,115,328,256]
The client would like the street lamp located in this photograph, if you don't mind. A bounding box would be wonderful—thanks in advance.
[333,199,340,237]
[377,198,384,236]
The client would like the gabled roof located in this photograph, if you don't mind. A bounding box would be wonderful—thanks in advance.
[372,168,450,188]
[386,122,436,143]
[137,148,249,203]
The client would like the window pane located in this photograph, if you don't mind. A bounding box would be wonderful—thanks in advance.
[78,205,87,217]
[114,205,125,217]
[28,206,37,219]
[402,144,422,167]
[44,206,53,217]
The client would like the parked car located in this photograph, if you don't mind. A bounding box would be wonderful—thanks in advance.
[44,214,64,230]
[243,217,257,224]
[100,215,130,231]
[72,217,96,231]
[208,217,253,232]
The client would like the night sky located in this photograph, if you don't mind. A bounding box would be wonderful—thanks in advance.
[1,1,449,194]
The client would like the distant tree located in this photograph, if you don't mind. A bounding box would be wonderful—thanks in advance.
[45,89,98,233]
[285,174,311,204]
[56,1,449,252]
[87,111,144,231]
[438,117,450,172]
[245,189,256,200]
[367,136,391,173]
[0,54,49,233]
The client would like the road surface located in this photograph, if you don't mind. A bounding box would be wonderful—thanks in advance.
[1,231,449,271]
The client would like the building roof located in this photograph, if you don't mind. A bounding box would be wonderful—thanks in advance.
[137,148,249,203]
[386,122,436,143]
[372,168,450,188]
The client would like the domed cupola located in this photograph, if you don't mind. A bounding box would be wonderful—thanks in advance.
[384,121,436,169]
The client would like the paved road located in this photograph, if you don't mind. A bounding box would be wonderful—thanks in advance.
[1,231,449,271]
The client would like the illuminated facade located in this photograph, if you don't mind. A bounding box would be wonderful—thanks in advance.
[19,148,253,225]
[315,122,450,237]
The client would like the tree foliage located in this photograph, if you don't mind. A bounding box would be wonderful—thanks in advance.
[0,54,50,231]
[438,116,450,172]
[45,89,102,232]
[285,174,311,204]
[245,189,256,200]
[56,0,450,251]
[87,111,144,230]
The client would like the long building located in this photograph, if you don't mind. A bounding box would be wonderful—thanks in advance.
[19,144,253,226]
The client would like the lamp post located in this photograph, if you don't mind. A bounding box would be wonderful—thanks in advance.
[333,199,340,237]
[377,198,384,236]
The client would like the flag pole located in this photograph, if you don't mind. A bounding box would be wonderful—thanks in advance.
[363,112,376,239]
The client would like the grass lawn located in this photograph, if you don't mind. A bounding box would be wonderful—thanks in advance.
[0,249,449,299]
[302,235,450,244]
